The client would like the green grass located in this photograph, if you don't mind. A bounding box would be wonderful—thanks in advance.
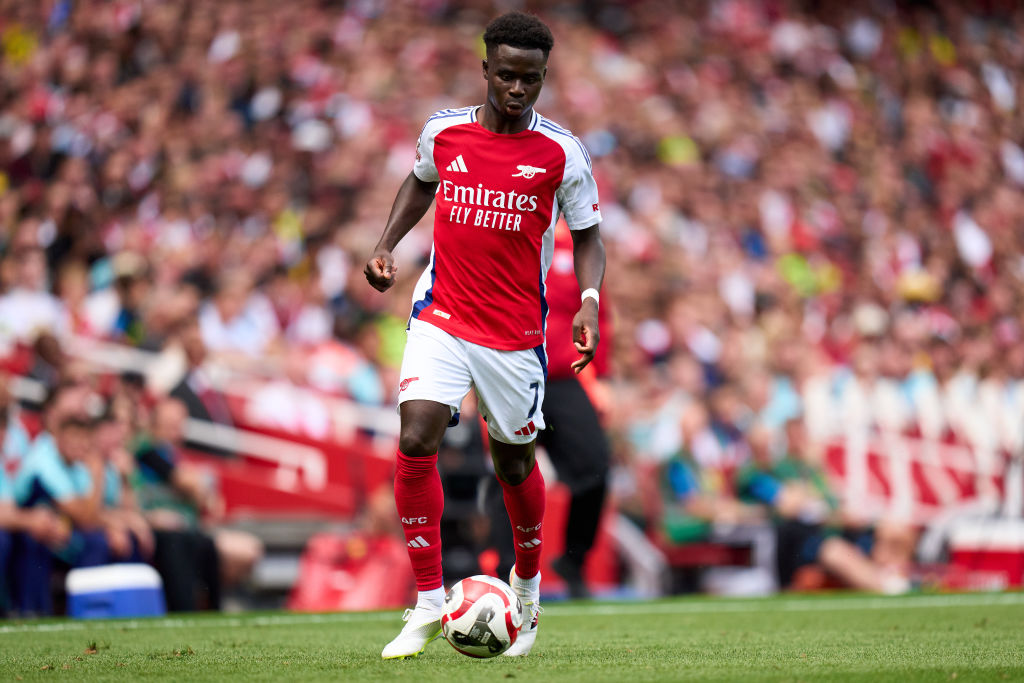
[2,592,1023,681]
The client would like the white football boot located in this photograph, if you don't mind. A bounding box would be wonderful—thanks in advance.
[381,605,442,659]
[504,566,542,657]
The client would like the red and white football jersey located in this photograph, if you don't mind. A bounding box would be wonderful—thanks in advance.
[409,105,601,353]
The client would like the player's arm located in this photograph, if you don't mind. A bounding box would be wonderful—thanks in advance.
[569,224,606,373]
[364,172,439,292]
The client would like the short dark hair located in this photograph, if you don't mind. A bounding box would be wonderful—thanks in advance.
[483,12,554,58]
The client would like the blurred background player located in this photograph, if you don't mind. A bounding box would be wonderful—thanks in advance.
[365,12,605,659]
[486,222,611,599]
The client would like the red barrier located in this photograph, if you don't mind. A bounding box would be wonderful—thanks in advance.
[822,433,1008,524]
[288,532,416,611]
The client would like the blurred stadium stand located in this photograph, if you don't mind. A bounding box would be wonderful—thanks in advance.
[3,0,1024,613]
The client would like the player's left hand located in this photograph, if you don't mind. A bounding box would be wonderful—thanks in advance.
[571,300,600,374]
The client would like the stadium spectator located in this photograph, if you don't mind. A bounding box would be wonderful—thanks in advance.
[245,347,332,439]
[0,244,68,352]
[735,421,910,594]
[107,253,153,347]
[304,317,387,405]
[166,314,235,456]
[93,409,154,561]
[659,403,765,545]
[94,398,219,612]
[199,270,280,359]
[12,386,108,613]
[654,402,778,595]
[0,374,32,467]
[0,410,67,614]
[134,398,262,590]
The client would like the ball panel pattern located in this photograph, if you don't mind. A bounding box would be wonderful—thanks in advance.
[440,575,524,658]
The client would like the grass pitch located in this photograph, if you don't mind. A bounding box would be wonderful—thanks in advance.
[1,592,1023,681]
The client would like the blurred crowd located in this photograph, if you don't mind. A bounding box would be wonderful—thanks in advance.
[2,0,1024,605]
[0,377,263,615]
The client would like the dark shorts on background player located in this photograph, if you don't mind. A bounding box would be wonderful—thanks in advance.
[538,377,609,493]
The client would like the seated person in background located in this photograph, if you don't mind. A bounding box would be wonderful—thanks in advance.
[95,404,219,612]
[660,403,765,544]
[0,411,68,614]
[93,409,154,562]
[735,420,910,594]
[13,407,109,614]
[0,372,33,469]
[135,398,262,592]
[167,315,234,457]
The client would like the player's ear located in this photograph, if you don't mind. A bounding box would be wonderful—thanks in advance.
[482,59,488,78]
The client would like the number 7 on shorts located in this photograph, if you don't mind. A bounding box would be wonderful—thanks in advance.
[528,381,540,418]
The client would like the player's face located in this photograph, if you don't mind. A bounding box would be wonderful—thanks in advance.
[483,44,547,121]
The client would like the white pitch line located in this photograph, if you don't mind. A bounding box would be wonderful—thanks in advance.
[1,592,1022,636]
[547,591,1024,617]
[0,612,397,635]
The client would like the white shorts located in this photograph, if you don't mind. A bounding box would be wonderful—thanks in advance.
[398,317,546,445]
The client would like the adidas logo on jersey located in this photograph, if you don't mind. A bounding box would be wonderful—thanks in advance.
[446,155,468,173]
[407,536,431,548]
[512,165,546,179]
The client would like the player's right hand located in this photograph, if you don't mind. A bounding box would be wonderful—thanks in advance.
[364,250,399,292]
[571,300,600,374]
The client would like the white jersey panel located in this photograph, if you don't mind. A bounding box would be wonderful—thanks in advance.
[412,107,478,183]
[535,115,602,231]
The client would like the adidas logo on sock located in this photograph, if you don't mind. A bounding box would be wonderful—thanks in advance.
[407,536,431,548]
[517,538,541,549]
[446,155,468,173]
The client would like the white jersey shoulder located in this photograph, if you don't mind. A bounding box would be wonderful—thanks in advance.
[534,113,601,231]
[412,106,478,183]
[533,113,592,173]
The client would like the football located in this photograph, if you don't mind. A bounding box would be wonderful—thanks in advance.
[441,575,524,658]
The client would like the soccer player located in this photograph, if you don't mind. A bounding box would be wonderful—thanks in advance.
[483,222,610,598]
[533,223,611,598]
[365,11,605,659]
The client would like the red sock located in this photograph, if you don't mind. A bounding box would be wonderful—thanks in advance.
[394,450,444,591]
[500,462,546,580]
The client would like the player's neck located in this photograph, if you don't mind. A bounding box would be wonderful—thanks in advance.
[478,104,533,135]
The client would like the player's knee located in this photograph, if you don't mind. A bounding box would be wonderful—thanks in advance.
[398,431,440,458]
[491,439,536,485]
[496,469,525,486]
[493,456,530,486]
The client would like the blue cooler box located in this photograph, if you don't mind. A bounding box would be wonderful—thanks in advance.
[66,564,166,619]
